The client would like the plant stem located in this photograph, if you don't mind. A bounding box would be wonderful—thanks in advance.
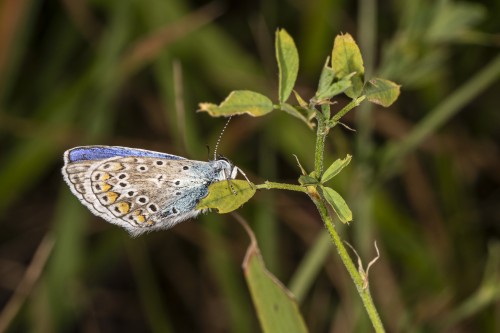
[314,118,326,177]
[255,181,307,193]
[311,196,385,333]
[331,96,366,123]
[256,179,385,332]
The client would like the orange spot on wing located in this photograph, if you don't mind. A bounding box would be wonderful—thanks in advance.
[114,202,130,215]
[105,192,118,203]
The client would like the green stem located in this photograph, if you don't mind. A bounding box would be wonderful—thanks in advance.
[314,118,326,177]
[256,178,385,333]
[255,181,307,193]
[311,197,385,333]
[331,96,366,124]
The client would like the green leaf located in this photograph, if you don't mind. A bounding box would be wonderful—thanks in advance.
[243,237,309,333]
[280,103,314,129]
[298,175,318,186]
[321,154,352,183]
[320,186,352,224]
[316,58,335,95]
[314,75,353,101]
[199,90,274,117]
[196,180,255,213]
[276,29,299,103]
[331,33,364,98]
[364,78,401,107]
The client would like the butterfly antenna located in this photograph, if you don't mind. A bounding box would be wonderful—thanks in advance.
[214,116,232,160]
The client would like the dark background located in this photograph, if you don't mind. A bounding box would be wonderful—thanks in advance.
[0,0,499,332]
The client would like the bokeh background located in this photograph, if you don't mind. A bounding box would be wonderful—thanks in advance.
[1,0,499,332]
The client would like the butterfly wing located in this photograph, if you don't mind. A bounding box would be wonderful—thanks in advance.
[62,146,223,236]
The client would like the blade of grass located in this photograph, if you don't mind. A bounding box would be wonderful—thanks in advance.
[288,231,332,303]
[0,234,54,333]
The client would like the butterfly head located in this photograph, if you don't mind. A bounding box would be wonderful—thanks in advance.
[213,156,238,180]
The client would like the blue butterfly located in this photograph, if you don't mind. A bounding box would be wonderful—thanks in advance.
[62,146,239,236]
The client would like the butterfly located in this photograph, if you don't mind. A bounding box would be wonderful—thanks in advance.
[62,146,241,236]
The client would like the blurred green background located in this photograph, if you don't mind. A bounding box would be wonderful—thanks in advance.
[1,0,499,332]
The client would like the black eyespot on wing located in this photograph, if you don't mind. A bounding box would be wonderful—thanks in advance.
[183,166,189,170]
[94,173,101,180]
[118,174,127,179]
[138,197,146,203]
[175,192,181,196]
[119,182,127,187]
[95,184,101,191]
[149,204,157,212]
[175,181,180,185]
[172,207,178,214]
[128,191,134,196]
[156,161,164,165]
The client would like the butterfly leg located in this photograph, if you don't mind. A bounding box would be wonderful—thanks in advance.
[232,167,254,188]
[223,168,237,195]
